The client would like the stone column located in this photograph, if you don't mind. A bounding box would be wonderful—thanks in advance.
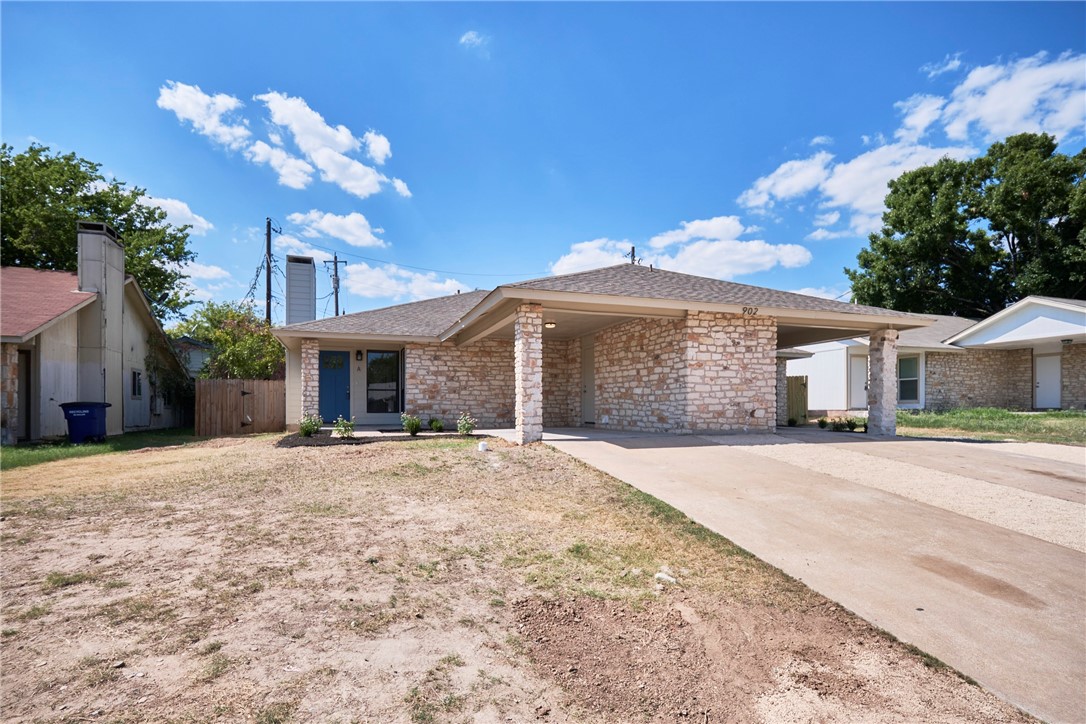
[514,303,543,444]
[776,359,789,428]
[301,339,320,418]
[1,343,19,445]
[867,329,899,436]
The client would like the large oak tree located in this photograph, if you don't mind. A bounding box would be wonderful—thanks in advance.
[1,143,196,319]
[846,133,1085,316]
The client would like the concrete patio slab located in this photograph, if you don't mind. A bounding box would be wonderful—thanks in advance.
[543,431,1086,724]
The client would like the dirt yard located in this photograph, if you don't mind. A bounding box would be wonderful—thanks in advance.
[0,435,1032,722]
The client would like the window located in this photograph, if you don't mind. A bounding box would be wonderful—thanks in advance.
[898,356,919,403]
[131,370,143,399]
[367,350,400,413]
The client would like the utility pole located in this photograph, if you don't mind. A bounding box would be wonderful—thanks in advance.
[265,217,272,325]
[325,253,347,316]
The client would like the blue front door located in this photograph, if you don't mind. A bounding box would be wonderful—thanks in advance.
[319,351,350,422]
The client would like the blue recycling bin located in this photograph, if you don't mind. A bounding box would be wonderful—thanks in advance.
[59,402,112,444]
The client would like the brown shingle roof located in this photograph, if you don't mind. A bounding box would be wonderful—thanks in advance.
[1,267,97,340]
[279,289,490,337]
[897,315,978,348]
[507,264,920,318]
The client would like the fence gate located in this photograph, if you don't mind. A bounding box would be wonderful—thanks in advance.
[195,379,285,436]
[786,375,809,424]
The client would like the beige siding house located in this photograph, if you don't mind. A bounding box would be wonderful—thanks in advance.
[0,223,188,443]
[273,264,930,443]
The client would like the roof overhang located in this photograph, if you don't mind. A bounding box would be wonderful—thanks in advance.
[944,296,1086,350]
[0,293,99,344]
[440,287,933,348]
[272,328,438,352]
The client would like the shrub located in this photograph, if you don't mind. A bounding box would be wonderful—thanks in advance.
[457,412,478,436]
[831,418,848,432]
[298,413,322,437]
[401,412,422,436]
[817,417,828,429]
[787,417,797,427]
[846,418,858,431]
[428,418,445,432]
[332,415,355,437]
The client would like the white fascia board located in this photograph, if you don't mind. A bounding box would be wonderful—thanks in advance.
[945,296,1085,345]
[945,297,1086,347]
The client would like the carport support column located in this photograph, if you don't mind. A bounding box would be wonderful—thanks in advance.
[514,303,544,444]
[867,329,898,436]
[301,338,320,418]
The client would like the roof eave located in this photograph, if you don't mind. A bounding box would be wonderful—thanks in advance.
[0,293,99,344]
[944,295,1086,346]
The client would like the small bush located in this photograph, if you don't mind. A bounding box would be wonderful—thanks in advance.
[298,413,322,437]
[401,412,422,436]
[787,417,797,427]
[457,412,478,436]
[817,417,828,429]
[831,418,848,432]
[846,418,858,431]
[332,415,355,437]
[428,418,445,432]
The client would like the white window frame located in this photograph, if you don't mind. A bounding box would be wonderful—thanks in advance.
[897,354,920,405]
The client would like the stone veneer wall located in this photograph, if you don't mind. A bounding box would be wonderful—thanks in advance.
[405,339,515,428]
[1,343,18,445]
[925,348,1032,410]
[683,312,777,433]
[867,329,899,436]
[1061,343,1086,410]
[542,338,581,427]
[592,313,777,434]
[594,318,688,432]
[300,339,320,417]
[776,359,789,426]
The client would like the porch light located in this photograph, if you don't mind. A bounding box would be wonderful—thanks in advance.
[544,321,557,329]
[355,350,364,361]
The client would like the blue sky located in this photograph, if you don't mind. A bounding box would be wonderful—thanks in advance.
[3,2,1084,322]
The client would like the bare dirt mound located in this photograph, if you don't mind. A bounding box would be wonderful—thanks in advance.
[515,594,1029,723]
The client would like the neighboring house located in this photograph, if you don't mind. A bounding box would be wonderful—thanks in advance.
[272,262,931,443]
[173,335,214,378]
[0,223,188,443]
[787,296,1086,413]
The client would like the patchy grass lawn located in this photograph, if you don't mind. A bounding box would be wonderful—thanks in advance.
[0,435,1030,722]
[896,408,1086,445]
[0,427,204,471]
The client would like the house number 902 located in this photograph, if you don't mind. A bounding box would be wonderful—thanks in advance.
[742,306,759,316]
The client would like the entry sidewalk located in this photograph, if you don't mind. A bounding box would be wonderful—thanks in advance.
[542,430,1086,724]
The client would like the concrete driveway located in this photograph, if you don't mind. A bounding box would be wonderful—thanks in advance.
[539,428,1086,724]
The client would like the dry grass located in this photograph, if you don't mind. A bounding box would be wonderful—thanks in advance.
[0,434,1030,722]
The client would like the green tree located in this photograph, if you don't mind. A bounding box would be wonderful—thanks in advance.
[171,301,285,380]
[1,143,196,318]
[846,133,1085,316]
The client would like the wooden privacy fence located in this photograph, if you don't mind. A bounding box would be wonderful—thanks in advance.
[196,379,285,436]
[786,375,809,424]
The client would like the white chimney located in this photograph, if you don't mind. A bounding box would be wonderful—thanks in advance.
[285,255,316,324]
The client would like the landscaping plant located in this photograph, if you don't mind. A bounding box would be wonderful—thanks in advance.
[401,412,422,436]
[332,415,355,438]
[298,413,322,438]
[457,412,478,436]
[429,418,445,432]
[817,417,828,429]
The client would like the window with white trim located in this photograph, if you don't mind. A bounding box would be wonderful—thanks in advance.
[898,356,919,403]
[131,369,143,399]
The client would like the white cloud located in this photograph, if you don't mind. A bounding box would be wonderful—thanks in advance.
[810,135,833,147]
[894,94,945,143]
[342,262,464,301]
[274,233,333,263]
[551,226,811,280]
[921,53,963,79]
[942,52,1086,142]
[287,209,387,248]
[145,196,214,235]
[738,151,834,210]
[460,30,486,47]
[363,130,391,165]
[244,140,314,189]
[648,215,746,249]
[812,210,840,227]
[805,228,851,241]
[790,286,851,301]
[391,178,412,198]
[157,81,251,150]
[181,261,232,280]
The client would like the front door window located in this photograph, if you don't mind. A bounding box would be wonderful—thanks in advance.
[367,351,401,413]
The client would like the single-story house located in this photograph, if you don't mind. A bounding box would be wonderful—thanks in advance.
[0,222,188,443]
[173,335,214,378]
[786,296,1085,413]
[272,262,932,442]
